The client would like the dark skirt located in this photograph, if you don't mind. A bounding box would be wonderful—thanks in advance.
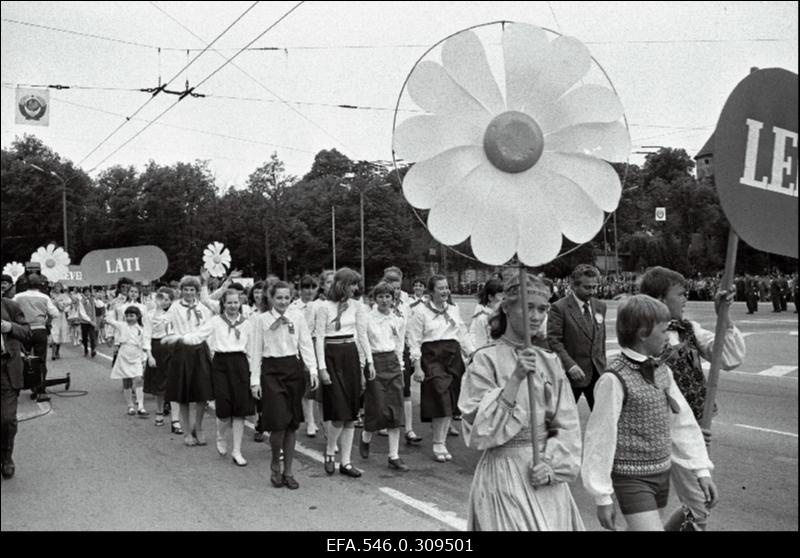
[164,342,213,404]
[420,339,464,422]
[259,356,305,432]
[364,351,404,431]
[143,338,171,395]
[212,352,255,419]
[321,341,361,422]
[402,343,413,398]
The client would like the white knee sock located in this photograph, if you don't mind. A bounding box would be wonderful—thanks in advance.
[231,418,245,457]
[361,430,373,443]
[339,426,355,466]
[404,399,413,432]
[123,388,133,408]
[327,424,343,456]
[170,402,180,422]
[388,428,400,459]
[135,386,145,410]
[302,398,316,431]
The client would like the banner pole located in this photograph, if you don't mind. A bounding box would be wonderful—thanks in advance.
[519,264,540,466]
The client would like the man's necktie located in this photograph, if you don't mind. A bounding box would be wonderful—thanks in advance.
[583,301,593,330]
[331,301,349,331]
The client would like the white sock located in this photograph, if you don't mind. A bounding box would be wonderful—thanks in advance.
[123,388,133,408]
[231,418,245,457]
[302,398,316,431]
[388,428,400,459]
[135,386,145,410]
[339,426,355,466]
[216,418,229,443]
[170,402,180,422]
[404,399,413,432]
[327,424,343,456]
[362,431,373,443]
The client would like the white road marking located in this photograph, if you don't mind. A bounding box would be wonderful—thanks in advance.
[736,319,798,324]
[791,331,798,336]
[757,366,798,377]
[379,487,467,531]
[722,369,797,380]
[96,352,112,361]
[733,424,798,438]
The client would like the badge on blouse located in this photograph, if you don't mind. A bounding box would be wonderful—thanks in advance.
[594,313,604,325]
[288,323,295,335]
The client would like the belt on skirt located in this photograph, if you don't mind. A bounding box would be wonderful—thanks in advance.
[325,336,354,344]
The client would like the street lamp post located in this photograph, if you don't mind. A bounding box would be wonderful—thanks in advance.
[357,180,391,287]
[27,163,68,252]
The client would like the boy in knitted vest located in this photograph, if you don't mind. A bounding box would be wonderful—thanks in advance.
[582,295,718,531]
[640,266,745,530]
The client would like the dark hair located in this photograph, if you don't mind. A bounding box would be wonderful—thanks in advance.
[248,281,265,308]
[488,309,506,340]
[126,285,141,303]
[371,281,395,300]
[571,264,600,285]
[477,278,504,306]
[426,274,447,294]
[299,274,317,290]
[639,266,686,300]
[116,277,134,290]
[269,281,293,299]
[616,294,670,348]
[229,282,245,292]
[412,276,426,288]
[329,268,361,303]
[124,305,143,326]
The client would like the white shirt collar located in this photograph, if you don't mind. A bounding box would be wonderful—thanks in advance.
[620,346,648,362]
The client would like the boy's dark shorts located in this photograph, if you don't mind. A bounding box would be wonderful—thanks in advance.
[612,469,671,515]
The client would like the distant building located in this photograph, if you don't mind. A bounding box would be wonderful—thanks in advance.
[695,132,714,179]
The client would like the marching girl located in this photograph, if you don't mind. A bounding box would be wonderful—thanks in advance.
[359,281,409,471]
[67,288,83,346]
[315,268,374,478]
[250,281,318,488]
[469,279,505,349]
[104,306,154,417]
[409,277,427,309]
[248,281,268,444]
[407,275,474,462]
[459,274,584,531]
[75,287,99,358]
[164,275,214,447]
[290,275,321,438]
[164,288,254,466]
[144,288,180,429]
[49,282,72,360]
[313,270,336,444]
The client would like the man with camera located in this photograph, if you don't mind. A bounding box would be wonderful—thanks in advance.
[2,274,33,479]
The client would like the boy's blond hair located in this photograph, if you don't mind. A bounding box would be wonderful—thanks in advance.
[616,294,671,348]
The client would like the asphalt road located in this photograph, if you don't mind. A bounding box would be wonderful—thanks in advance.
[2,300,796,531]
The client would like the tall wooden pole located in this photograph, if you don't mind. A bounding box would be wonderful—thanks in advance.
[519,264,540,466]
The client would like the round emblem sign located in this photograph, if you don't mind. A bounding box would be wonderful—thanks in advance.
[714,68,798,258]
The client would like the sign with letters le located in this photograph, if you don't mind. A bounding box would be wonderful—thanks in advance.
[714,68,798,258]
[80,245,168,285]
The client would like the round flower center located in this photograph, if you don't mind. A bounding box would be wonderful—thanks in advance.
[45,258,56,268]
[213,256,221,264]
[483,111,544,173]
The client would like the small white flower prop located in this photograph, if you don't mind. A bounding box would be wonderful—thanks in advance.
[203,241,231,278]
[2,262,26,284]
[30,244,70,282]
[394,23,630,266]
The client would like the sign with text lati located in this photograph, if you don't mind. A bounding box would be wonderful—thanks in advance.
[714,68,798,258]
[80,245,168,284]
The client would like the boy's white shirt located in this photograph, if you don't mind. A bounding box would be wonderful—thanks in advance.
[581,346,713,507]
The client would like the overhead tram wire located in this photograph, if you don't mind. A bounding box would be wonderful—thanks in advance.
[148,1,353,155]
[76,1,261,168]
[88,1,306,173]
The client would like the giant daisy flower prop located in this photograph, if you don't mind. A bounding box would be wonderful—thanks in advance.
[393,22,630,266]
[2,262,26,284]
[203,241,232,278]
[30,244,70,282]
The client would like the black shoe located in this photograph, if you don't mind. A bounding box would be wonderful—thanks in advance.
[359,437,370,459]
[339,463,362,478]
[282,475,299,490]
[448,425,460,437]
[324,454,336,475]
[405,431,423,445]
[1,458,15,479]
[353,418,364,429]
[388,457,409,472]
[452,414,462,421]
[91,350,97,358]
[253,431,266,443]
[271,469,284,488]
[36,394,51,403]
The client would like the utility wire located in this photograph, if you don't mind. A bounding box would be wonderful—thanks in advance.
[76,1,260,167]
[88,2,305,172]
[148,1,351,153]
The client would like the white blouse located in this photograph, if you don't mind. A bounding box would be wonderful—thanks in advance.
[148,309,172,339]
[407,301,474,362]
[181,313,252,354]
[581,347,714,507]
[289,298,317,338]
[167,299,213,336]
[314,299,373,370]
[249,308,317,386]
[366,308,405,369]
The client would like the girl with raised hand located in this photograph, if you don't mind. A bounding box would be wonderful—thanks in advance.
[104,306,154,418]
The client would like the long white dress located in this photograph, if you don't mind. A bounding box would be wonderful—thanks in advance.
[50,293,72,344]
[459,338,585,531]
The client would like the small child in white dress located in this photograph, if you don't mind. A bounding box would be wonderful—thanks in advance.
[105,306,154,417]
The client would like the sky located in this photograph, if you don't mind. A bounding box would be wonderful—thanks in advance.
[1,1,798,189]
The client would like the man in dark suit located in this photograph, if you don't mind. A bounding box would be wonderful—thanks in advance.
[2,274,32,479]
[745,274,759,314]
[547,264,607,409]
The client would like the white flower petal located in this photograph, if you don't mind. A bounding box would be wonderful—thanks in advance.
[530,166,605,244]
[441,30,505,114]
[537,84,624,134]
[214,241,223,252]
[408,60,491,117]
[544,121,631,162]
[538,152,621,212]
[427,163,496,245]
[403,146,484,209]
[503,23,550,112]
[515,177,563,266]
[394,114,488,163]
[470,175,520,265]
[522,36,591,116]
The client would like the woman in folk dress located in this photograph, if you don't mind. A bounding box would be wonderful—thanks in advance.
[459,274,583,531]
[49,282,72,359]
